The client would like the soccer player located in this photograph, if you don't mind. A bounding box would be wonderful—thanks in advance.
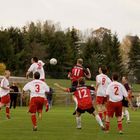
[68,58,91,87]
[23,72,50,131]
[122,76,132,123]
[54,77,105,130]
[68,58,91,115]
[26,57,45,81]
[105,73,133,134]
[0,70,11,119]
[96,66,111,121]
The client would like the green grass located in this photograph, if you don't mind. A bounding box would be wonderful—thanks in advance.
[0,106,140,140]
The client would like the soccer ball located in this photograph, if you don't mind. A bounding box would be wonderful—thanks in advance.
[50,58,57,65]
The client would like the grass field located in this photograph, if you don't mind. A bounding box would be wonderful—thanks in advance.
[0,106,140,140]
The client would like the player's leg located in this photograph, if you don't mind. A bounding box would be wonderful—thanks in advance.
[96,104,103,120]
[92,109,105,130]
[122,107,125,120]
[6,102,10,119]
[76,108,82,129]
[124,107,130,123]
[13,95,18,109]
[72,95,78,115]
[96,96,103,120]
[105,101,114,132]
[29,98,37,131]
[116,102,123,134]
[31,113,37,131]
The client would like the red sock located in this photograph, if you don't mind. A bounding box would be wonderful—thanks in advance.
[103,111,107,119]
[31,114,37,127]
[44,99,49,112]
[98,112,103,120]
[118,121,122,131]
[105,121,110,131]
[6,107,10,118]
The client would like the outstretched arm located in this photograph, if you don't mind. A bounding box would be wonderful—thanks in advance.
[54,83,68,92]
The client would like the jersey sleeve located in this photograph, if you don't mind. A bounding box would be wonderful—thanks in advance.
[23,83,30,92]
[122,85,128,97]
[44,84,50,92]
[83,68,89,75]
[96,75,100,85]
[28,64,34,72]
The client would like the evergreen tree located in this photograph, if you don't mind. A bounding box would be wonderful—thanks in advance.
[128,37,140,83]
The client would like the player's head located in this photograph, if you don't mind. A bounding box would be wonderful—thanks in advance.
[112,73,119,81]
[78,77,85,85]
[34,72,40,79]
[77,58,83,65]
[4,70,11,78]
[122,76,128,84]
[31,57,38,63]
[98,65,107,74]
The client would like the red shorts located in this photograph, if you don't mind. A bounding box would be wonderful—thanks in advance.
[1,94,10,104]
[96,96,107,105]
[29,97,45,113]
[107,101,122,117]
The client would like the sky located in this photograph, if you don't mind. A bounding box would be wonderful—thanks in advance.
[0,0,140,40]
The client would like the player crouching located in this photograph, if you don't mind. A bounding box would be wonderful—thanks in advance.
[23,72,50,131]
[54,77,105,130]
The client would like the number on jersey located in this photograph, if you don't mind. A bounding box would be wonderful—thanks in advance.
[114,86,119,95]
[74,68,80,77]
[78,89,88,99]
[102,77,106,85]
[35,84,40,93]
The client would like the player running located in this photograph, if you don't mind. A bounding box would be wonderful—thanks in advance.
[54,77,105,130]
[105,73,133,134]
[23,72,49,131]
[0,70,11,119]
[96,66,111,121]
[26,57,45,81]
[122,76,132,123]
[68,58,91,115]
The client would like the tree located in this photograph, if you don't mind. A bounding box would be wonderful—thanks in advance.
[128,36,140,83]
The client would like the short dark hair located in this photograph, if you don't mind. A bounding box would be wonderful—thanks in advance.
[112,73,119,81]
[33,57,38,62]
[78,77,85,85]
[34,72,40,79]
[100,65,107,74]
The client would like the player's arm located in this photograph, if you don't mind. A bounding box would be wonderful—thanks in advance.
[0,80,10,90]
[26,71,31,79]
[84,68,91,79]
[54,83,68,92]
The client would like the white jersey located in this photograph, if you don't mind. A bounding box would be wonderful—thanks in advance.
[23,79,49,99]
[106,81,128,102]
[0,77,10,97]
[28,61,45,80]
[96,73,111,97]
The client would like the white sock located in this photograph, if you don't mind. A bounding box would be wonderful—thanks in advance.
[125,109,130,121]
[95,114,104,127]
[76,116,81,128]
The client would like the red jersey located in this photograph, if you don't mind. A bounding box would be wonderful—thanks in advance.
[69,65,89,82]
[67,86,93,110]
